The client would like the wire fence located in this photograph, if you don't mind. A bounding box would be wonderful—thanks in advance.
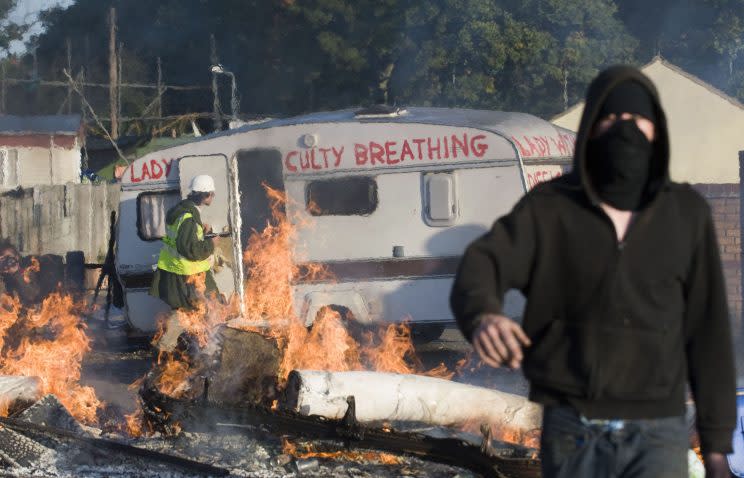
[0,64,219,138]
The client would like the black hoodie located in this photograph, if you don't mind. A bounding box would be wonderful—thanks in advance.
[450,66,736,453]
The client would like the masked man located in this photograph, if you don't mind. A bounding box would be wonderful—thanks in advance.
[451,66,735,477]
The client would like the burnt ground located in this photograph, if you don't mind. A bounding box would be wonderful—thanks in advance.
[67,322,531,478]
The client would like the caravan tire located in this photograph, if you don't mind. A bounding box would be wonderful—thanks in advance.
[411,324,446,344]
[311,305,369,343]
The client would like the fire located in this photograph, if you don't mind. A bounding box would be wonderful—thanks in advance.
[690,432,703,462]
[123,378,149,437]
[239,186,449,381]
[0,294,21,351]
[0,293,100,424]
[462,420,541,450]
[175,273,234,348]
[242,187,331,325]
[125,409,144,437]
[155,355,194,398]
[22,257,40,284]
[364,321,454,379]
[693,446,702,462]
[282,438,402,465]
[362,322,418,375]
[278,308,363,378]
[149,184,450,403]
[150,271,237,400]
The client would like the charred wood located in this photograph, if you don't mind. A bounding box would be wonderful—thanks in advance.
[139,379,540,478]
[207,326,281,406]
[17,394,86,435]
[0,425,53,468]
[0,416,229,476]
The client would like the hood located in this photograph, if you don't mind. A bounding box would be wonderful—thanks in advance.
[573,65,670,206]
[166,199,202,225]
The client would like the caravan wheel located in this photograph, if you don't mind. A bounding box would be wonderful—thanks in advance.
[311,305,370,343]
[410,323,446,344]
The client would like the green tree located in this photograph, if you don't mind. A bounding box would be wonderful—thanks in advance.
[616,0,744,102]
[504,0,637,114]
[388,1,555,111]
[387,0,636,116]
[16,0,643,120]
[0,0,26,53]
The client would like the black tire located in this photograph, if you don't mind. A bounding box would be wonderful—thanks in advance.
[411,324,446,344]
[65,250,86,292]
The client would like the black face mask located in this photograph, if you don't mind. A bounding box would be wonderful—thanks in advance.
[586,119,653,211]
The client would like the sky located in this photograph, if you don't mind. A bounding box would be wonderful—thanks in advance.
[7,0,74,55]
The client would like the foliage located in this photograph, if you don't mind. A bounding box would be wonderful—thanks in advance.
[0,0,25,53]
[1,0,743,124]
[616,0,744,102]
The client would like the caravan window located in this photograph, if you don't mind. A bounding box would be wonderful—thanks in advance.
[137,191,181,241]
[306,177,378,216]
[423,172,457,226]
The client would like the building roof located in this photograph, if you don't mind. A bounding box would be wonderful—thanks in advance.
[647,56,744,110]
[0,114,82,135]
[551,56,744,122]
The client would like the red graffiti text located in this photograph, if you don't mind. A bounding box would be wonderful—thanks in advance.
[512,133,575,158]
[129,158,174,183]
[526,169,563,189]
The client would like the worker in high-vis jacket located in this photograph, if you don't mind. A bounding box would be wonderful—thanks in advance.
[150,174,218,310]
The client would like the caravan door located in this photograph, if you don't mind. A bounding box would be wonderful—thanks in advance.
[178,155,241,305]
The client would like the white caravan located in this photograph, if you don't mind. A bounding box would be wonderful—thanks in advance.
[115,107,574,337]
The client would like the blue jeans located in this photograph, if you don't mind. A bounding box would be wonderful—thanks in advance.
[540,406,689,478]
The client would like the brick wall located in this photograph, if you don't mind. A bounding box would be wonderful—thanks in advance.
[692,183,742,335]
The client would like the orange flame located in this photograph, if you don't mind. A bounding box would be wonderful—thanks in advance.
[238,186,449,381]
[461,419,541,450]
[277,308,362,378]
[0,293,100,424]
[154,355,194,399]
[282,438,401,465]
[693,446,702,462]
[22,257,40,284]
[146,184,454,446]
[125,409,144,437]
[150,185,450,401]
[0,294,21,352]
[363,321,452,379]
[123,378,148,437]
[241,187,329,325]
[690,432,703,461]
[150,271,238,399]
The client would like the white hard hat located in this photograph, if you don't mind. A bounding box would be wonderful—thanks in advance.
[190,175,215,193]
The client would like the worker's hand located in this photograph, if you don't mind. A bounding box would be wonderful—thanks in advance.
[202,223,213,234]
[704,452,731,478]
[472,313,531,369]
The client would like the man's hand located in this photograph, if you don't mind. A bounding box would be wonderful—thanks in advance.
[202,223,213,234]
[704,452,731,478]
[472,314,531,369]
